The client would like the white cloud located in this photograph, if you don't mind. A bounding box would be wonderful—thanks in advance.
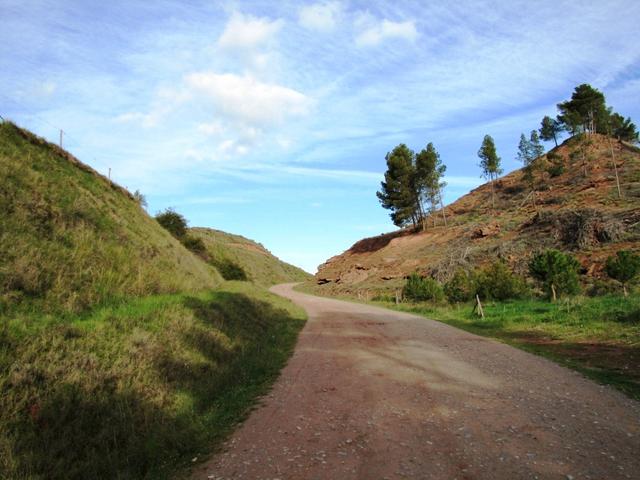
[197,121,225,136]
[217,12,283,51]
[299,1,343,32]
[185,72,312,126]
[354,13,418,47]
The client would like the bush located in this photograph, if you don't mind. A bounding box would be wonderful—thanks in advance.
[132,190,147,208]
[155,208,187,239]
[402,273,444,303]
[444,269,475,303]
[547,163,565,177]
[181,235,206,255]
[474,261,527,301]
[605,250,640,296]
[586,279,619,297]
[211,258,248,281]
[529,249,581,301]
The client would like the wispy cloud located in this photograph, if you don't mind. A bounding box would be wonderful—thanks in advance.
[354,13,418,47]
[299,1,343,32]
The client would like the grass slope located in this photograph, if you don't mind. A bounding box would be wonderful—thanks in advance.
[0,282,305,479]
[0,122,220,314]
[0,122,309,479]
[191,227,310,286]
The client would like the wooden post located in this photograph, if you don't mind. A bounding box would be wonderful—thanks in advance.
[607,136,622,199]
[395,289,400,305]
[473,294,484,318]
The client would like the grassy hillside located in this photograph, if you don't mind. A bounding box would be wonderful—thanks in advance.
[0,122,220,314]
[315,134,640,295]
[0,282,305,479]
[191,227,310,286]
[0,122,308,479]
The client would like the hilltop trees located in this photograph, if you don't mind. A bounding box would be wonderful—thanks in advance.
[557,84,608,134]
[551,83,638,142]
[377,142,447,230]
[609,113,639,142]
[477,135,502,209]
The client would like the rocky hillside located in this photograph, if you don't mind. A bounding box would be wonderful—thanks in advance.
[315,134,640,296]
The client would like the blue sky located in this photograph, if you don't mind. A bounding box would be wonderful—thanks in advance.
[2,1,640,273]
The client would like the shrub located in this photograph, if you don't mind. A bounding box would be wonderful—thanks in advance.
[444,269,475,303]
[586,278,619,297]
[211,258,248,281]
[132,190,147,208]
[402,273,444,303]
[474,261,527,301]
[605,250,640,297]
[529,249,581,301]
[547,163,565,177]
[155,208,187,239]
[181,235,206,255]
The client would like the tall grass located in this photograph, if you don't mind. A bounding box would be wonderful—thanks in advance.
[0,282,306,479]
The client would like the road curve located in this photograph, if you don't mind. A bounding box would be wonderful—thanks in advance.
[190,283,640,480]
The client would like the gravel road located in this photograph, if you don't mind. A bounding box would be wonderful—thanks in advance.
[190,283,640,480]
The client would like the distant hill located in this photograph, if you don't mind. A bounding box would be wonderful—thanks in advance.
[191,227,310,286]
[315,134,640,295]
[0,121,221,313]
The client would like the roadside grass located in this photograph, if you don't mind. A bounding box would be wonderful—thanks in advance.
[375,295,640,400]
[0,281,306,480]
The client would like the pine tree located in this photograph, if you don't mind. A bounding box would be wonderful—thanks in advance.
[557,84,608,135]
[539,115,562,146]
[517,133,535,191]
[377,144,417,228]
[477,135,502,210]
[605,250,640,297]
[529,130,544,159]
[609,113,639,142]
[416,143,447,228]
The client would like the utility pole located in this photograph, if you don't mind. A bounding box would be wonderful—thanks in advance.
[59,129,64,148]
[108,168,111,180]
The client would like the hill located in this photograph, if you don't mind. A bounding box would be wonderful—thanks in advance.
[0,121,308,479]
[0,121,221,313]
[191,227,309,286]
[315,134,640,296]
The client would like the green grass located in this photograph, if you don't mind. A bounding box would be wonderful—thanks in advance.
[375,295,640,400]
[190,227,310,287]
[0,121,220,314]
[0,281,306,480]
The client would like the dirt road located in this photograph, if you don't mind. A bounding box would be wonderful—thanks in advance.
[190,284,640,480]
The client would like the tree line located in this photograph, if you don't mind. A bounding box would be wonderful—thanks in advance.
[377,84,638,226]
